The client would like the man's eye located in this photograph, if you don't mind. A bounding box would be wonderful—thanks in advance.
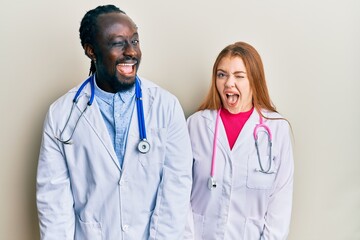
[132,40,139,46]
[114,41,125,47]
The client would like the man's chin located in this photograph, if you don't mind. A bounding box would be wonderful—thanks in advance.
[115,77,136,92]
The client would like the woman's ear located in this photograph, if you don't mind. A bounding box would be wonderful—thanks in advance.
[84,44,96,62]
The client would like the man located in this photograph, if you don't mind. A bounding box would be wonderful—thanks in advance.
[36,5,193,239]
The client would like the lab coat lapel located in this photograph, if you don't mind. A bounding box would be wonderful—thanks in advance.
[122,79,155,169]
[203,110,231,155]
[75,84,121,170]
[232,109,259,150]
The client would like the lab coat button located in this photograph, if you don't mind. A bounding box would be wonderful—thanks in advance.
[122,224,129,232]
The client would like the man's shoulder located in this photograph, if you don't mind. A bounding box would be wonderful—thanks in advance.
[139,76,159,89]
[48,80,87,112]
[139,76,178,100]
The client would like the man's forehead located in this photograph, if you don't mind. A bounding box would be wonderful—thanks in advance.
[97,12,137,29]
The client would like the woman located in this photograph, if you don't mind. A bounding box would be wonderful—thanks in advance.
[186,42,294,239]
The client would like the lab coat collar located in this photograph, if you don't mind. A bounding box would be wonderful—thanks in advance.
[72,76,155,171]
[201,109,230,154]
[200,108,261,152]
[231,109,259,151]
[71,78,120,170]
[75,76,155,171]
[122,77,155,170]
[126,77,155,138]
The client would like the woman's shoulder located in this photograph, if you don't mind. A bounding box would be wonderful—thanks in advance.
[187,109,217,125]
[261,109,291,131]
[188,109,216,120]
[262,110,283,119]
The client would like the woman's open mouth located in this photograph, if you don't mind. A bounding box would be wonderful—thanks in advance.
[226,93,239,106]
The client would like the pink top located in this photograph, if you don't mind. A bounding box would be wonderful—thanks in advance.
[220,107,254,150]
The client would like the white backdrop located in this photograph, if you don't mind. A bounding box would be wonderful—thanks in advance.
[1,0,359,239]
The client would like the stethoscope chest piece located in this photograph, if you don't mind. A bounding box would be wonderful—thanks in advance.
[208,177,217,190]
[138,140,150,154]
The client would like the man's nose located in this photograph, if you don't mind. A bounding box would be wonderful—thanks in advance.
[124,41,136,58]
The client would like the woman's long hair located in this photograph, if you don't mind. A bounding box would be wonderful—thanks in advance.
[198,41,277,117]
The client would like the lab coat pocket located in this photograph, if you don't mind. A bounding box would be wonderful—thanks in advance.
[192,212,205,240]
[246,155,277,190]
[137,128,166,167]
[76,217,103,240]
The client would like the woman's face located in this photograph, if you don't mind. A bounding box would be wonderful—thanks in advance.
[215,55,253,114]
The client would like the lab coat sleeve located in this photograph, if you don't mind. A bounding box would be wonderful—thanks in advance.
[149,98,193,240]
[261,122,294,240]
[36,109,75,240]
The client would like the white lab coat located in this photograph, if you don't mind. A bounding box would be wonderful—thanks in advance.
[185,109,294,240]
[36,77,193,240]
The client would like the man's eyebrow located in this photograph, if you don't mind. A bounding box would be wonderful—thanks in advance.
[109,32,139,39]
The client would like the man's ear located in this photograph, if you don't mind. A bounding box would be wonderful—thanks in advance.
[84,44,96,62]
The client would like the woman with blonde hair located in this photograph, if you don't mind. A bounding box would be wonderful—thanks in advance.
[186,41,294,239]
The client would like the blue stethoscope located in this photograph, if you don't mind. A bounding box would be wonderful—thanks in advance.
[55,75,150,154]
[208,108,275,190]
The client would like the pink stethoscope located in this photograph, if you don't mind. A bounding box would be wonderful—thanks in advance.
[208,108,275,190]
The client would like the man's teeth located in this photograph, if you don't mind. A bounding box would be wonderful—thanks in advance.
[118,63,135,66]
[117,63,135,74]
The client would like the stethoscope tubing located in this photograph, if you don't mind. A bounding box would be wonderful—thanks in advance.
[74,75,95,105]
[210,108,221,178]
[135,78,147,141]
[208,108,274,190]
[253,116,272,141]
[55,76,95,144]
[135,77,150,154]
[56,75,150,154]
[253,114,275,174]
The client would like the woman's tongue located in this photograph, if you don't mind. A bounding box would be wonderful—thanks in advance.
[227,94,239,105]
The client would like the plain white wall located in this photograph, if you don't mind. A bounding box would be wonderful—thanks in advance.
[1,0,359,239]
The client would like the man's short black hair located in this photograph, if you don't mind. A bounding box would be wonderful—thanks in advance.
[79,5,126,75]
[79,5,125,47]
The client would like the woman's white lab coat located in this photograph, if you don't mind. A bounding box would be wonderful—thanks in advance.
[36,77,193,240]
[185,109,294,240]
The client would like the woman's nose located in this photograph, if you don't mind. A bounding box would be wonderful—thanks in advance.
[224,76,235,88]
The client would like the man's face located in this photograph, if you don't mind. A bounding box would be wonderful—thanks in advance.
[93,12,142,92]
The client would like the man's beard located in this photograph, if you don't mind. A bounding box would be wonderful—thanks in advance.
[111,75,136,92]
